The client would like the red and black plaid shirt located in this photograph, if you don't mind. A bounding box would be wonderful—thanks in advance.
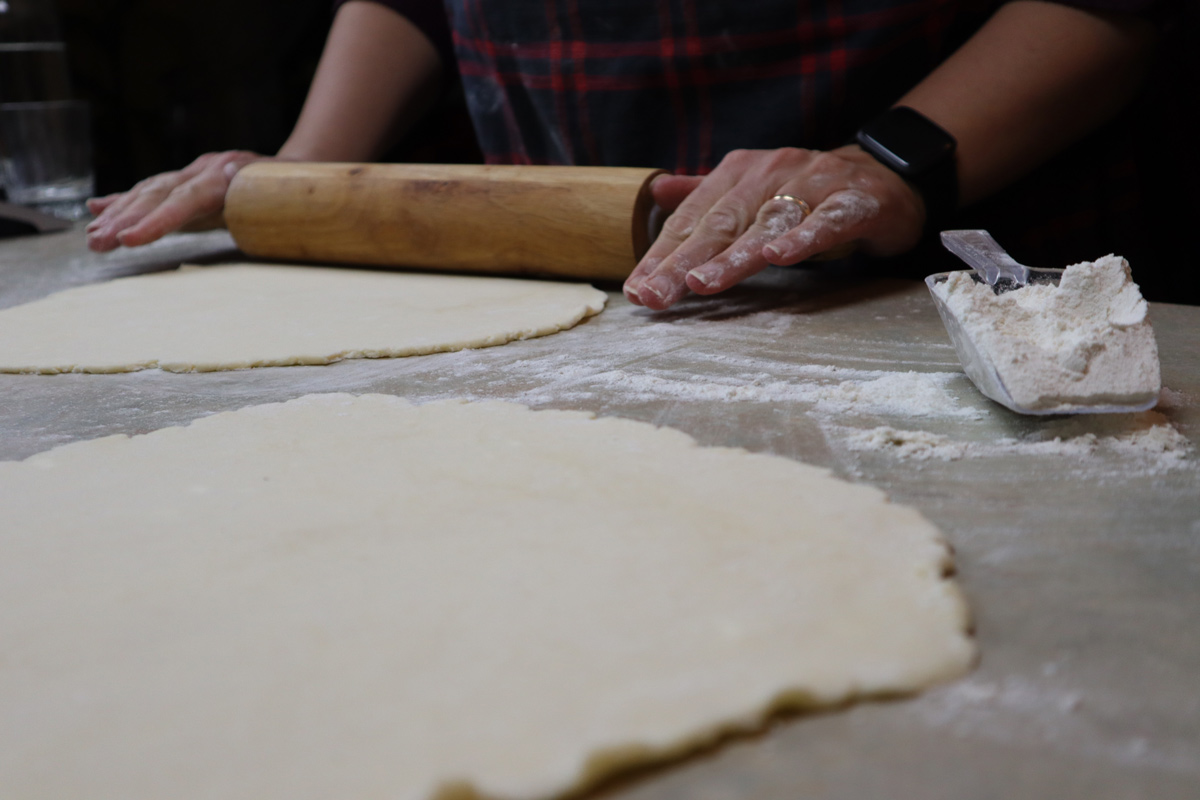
[446,0,997,172]
[358,0,1164,171]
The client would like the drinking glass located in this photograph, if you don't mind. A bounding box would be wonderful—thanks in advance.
[0,99,94,221]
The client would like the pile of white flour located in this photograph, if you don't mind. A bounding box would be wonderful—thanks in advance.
[932,255,1160,412]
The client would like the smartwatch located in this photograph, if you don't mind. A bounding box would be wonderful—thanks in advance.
[854,106,958,231]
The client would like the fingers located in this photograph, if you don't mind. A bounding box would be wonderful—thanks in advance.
[625,149,832,309]
[625,166,753,309]
[626,204,745,309]
[85,193,121,216]
[85,172,185,251]
[685,194,810,295]
[113,177,227,248]
[762,189,882,266]
[623,175,704,303]
[85,154,223,247]
[114,156,253,247]
[85,151,260,252]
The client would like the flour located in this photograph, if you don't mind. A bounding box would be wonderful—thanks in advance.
[920,674,1200,774]
[816,189,880,227]
[809,371,982,418]
[509,358,984,420]
[932,255,1160,412]
[840,411,1191,475]
[844,427,969,461]
[1107,424,1192,467]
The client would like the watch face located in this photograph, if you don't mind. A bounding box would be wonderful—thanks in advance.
[857,106,956,176]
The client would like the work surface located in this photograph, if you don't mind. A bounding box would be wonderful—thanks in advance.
[2,228,1197,799]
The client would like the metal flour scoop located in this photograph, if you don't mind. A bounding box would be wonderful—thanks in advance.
[925,230,1158,415]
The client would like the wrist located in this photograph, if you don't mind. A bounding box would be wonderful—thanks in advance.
[853,106,958,232]
[836,143,929,221]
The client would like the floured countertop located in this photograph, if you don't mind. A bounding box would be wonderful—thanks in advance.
[1,228,1198,800]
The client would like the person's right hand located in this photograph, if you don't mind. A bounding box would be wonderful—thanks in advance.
[85,150,267,252]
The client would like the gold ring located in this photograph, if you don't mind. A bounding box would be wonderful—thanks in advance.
[770,194,812,216]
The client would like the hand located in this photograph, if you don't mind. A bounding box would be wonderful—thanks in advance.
[85,150,267,252]
[623,145,928,310]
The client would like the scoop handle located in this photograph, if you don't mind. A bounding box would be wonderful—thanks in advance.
[940,230,1030,287]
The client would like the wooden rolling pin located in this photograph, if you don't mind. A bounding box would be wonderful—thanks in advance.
[225,163,664,281]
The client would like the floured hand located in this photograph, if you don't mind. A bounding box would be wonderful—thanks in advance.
[624,145,928,310]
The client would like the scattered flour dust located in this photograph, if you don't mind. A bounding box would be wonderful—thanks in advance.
[921,674,1199,774]
[512,358,984,420]
[841,410,1191,475]
[845,428,970,462]
[810,371,981,419]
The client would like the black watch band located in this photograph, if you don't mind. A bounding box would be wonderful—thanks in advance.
[854,106,958,232]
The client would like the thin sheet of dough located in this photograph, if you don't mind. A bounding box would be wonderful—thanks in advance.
[0,264,606,373]
[0,394,974,800]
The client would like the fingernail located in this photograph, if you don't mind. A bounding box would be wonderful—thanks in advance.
[687,268,719,288]
[763,244,784,261]
[643,276,672,301]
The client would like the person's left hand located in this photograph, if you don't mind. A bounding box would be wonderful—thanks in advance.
[624,145,929,310]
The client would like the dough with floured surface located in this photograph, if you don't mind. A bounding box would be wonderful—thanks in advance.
[0,264,606,373]
[0,393,974,799]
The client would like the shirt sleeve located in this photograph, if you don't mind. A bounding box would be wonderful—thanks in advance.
[330,0,455,68]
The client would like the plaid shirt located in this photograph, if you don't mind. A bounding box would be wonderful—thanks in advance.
[352,0,1163,172]
[446,0,997,172]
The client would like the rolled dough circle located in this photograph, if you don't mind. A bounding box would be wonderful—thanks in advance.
[0,394,974,799]
[0,264,607,373]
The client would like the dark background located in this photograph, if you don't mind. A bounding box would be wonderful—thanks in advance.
[12,0,476,197]
[58,0,332,196]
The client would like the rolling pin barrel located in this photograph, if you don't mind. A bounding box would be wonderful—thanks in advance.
[224,163,664,281]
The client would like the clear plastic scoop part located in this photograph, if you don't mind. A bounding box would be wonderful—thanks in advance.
[940,229,1031,291]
